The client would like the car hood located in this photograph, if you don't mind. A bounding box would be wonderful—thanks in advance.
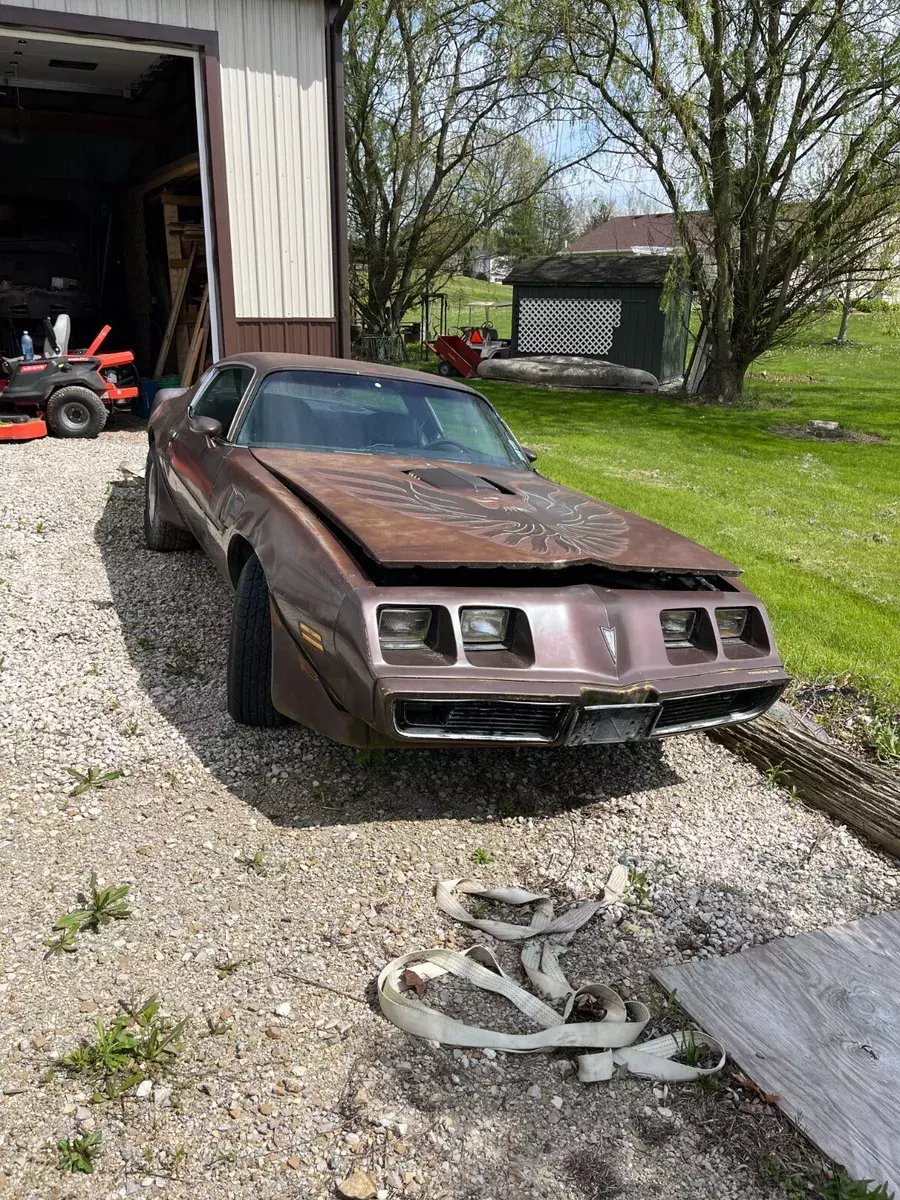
[251,449,740,575]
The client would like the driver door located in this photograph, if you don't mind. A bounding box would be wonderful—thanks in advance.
[167,364,254,541]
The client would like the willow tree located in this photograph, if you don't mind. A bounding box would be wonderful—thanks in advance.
[345,0,587,338]
[553,0,900,400]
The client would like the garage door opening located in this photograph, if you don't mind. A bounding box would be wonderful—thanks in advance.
[0,27,218,391]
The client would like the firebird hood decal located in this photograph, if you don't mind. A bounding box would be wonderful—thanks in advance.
[319,470,631,559]
[251,449,741,574]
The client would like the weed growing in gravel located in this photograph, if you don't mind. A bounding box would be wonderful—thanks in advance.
[646,987,684,1037]
[163,639,202,678]
[763,761,792,787]
[62,998,185,1095]
[215,957,247,979]
[34,520,46,535]
[136,635,155,652]
[85,661,100,677]
[497,796,521,817]
[625,866,652,906]
[122,720,143,738]
[470,847,495,866]
[822,1173,896,1199]
[691,1072,722,1095]
[759,1160,894,1200]
[56,1131,101,1174]
[67,766,123,797]
[353,747,387,768]
[205,1014,232,1036]
[44,926,79,956]
[241,849,268,877]
[45,874,131,955]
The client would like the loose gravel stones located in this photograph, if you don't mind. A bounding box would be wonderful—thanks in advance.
[1,428,899,1199]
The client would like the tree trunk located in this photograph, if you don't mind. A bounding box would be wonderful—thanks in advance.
[699,358,748,404]
[834,280,853,344]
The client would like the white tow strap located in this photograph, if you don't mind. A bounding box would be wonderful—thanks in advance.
[377,870,725,1084]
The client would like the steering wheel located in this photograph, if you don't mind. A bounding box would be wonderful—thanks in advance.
[422,437,468,455]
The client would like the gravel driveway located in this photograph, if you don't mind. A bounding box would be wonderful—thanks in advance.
[1,429,899,1200]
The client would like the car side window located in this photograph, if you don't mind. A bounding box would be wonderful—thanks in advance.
[190,366,254,436]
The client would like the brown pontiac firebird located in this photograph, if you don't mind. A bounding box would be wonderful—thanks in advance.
[145,353,788,748]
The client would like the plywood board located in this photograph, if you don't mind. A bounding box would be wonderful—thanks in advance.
[654,911,900,1192]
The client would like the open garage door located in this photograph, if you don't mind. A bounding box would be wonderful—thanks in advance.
[0,25,220,387]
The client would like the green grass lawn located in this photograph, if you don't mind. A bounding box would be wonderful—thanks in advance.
[475,310,900,706]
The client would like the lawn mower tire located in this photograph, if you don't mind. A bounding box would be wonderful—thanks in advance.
[45,386,108,438]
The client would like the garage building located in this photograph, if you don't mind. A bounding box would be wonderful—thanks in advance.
[0,0,349,383]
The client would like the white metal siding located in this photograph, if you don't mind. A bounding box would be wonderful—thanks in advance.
[1,0,335,320]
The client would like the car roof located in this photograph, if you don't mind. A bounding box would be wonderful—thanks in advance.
[221,352,481,394]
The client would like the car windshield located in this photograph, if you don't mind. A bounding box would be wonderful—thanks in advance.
[235,369,526,467]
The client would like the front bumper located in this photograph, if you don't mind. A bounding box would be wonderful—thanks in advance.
[384,678,787,747]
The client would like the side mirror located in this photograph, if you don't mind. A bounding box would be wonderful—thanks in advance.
[521,445,538,463]
[190,414,222,439]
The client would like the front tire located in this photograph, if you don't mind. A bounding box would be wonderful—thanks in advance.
[227,555,286,727]
[45,386,107,438]
[144,445,193,551]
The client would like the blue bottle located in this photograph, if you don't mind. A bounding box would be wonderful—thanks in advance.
[20,330,34,360]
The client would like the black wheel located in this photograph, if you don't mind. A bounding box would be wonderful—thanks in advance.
[45,386,108,438]
[437,360,454,377]
[227,554,286,727]
[144,445,194,551]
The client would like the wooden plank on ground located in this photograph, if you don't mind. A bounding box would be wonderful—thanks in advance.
[654,911,900,1193]
[710,703,900,859]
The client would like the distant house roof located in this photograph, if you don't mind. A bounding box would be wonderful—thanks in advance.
[567,212,678,254]
[503,254,677,287]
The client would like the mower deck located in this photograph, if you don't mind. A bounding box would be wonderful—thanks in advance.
[0,415,48,441]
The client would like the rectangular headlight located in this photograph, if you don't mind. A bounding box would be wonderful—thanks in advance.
[716,607,750,639]
[660,608,698,645]
[378,606,433,649]
[460,607,510,646]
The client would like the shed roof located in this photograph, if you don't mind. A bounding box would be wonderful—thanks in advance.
[503,254,677,287]
[567,212,678,254]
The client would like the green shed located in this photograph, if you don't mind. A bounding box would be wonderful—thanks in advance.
[503,254,690,381]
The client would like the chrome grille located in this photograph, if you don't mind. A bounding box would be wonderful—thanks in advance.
[396,699,570,742]
[656,684,783,732]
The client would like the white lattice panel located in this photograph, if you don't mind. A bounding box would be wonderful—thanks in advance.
[517,297,622,355]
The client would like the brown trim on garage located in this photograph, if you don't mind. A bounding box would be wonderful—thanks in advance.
[0,5,215,49]
[199,46,239,356]
[233,319,337,356]
[325,0,352,358]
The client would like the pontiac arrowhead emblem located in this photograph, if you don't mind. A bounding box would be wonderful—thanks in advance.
[601,626,617,663]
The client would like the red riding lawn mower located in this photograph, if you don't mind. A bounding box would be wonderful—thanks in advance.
[0,319,138,442]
